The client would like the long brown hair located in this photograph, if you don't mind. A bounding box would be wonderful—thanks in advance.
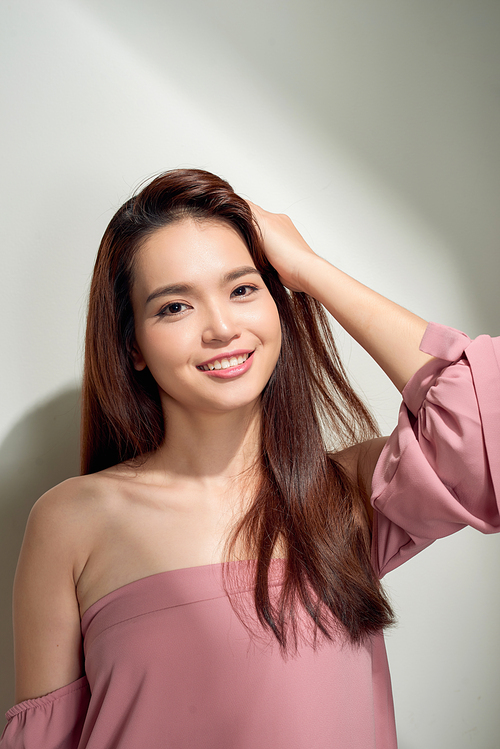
[82,168,394,648]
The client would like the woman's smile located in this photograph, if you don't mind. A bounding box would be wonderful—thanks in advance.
[196,349,254,376]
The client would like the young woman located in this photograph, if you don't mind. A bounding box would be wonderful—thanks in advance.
[2,169,499,748]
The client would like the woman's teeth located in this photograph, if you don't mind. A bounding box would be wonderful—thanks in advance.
[199,353,250,371]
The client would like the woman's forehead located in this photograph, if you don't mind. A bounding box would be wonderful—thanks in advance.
[133,218,256,292]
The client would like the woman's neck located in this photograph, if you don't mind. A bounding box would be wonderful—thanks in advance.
[145,402,262,488]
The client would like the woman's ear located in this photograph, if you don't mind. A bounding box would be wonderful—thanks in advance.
[131,341,147,371]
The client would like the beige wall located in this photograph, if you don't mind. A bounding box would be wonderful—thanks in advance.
[1,1,499,745]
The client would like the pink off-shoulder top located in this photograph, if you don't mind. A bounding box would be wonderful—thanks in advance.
[2,323,499,749]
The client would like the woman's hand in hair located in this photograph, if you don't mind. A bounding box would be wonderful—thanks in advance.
[248,202,321,293]
[249,201,432,392]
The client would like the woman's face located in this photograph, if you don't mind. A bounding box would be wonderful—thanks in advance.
[130,218,282,419]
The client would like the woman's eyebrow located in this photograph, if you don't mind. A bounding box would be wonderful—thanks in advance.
[145,283,192,306]
[145,267,262,306]
[223,266,262,283]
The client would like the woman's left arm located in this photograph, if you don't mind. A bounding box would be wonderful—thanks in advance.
[250,204,433,392]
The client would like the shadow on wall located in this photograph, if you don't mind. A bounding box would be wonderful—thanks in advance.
[0,388,80,717]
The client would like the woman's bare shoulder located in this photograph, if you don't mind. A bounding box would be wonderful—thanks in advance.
[31,472,115,525]
[26,469,136,569]
[32,466,138,516]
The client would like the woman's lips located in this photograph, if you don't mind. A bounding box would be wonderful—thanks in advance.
[198,351,254,379]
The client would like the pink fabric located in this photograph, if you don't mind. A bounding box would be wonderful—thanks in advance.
[1,679,89,748]
[2,322,498,749]
[3,566,393,749]
[371,322,500,576]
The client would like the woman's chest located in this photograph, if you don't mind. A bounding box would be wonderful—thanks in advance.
[76,488,241,618]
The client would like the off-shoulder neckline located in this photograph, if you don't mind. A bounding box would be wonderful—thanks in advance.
[80,559,284,626]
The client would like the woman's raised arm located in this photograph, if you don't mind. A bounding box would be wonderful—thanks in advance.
[250,203,433,392]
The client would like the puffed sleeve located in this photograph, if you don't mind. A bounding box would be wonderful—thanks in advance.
[371,322,500,578]
[0,677,90,749]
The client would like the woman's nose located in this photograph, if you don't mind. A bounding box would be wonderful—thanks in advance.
[201,304,240,344]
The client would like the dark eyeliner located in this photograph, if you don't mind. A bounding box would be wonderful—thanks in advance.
[156,302,187,317]
[231,284,259,298]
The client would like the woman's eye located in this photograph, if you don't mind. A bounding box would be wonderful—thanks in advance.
[232,285,257,298]
[158,302,187,317]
